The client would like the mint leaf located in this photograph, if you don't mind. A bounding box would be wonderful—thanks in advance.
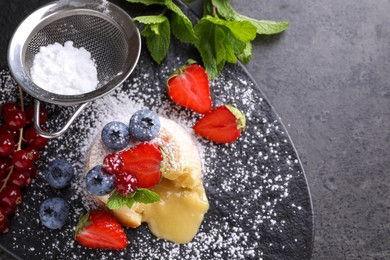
[194,16,256,79]
[133,188,160,204]
[107,191,133,209]
[107,191,135,209]
[194,18,219,79]
[211,0,235,20]
[140,17,171,64]
[209,0,289,35]
[107,189,159,209]
[215,26,236,64]
[205,16,257,42]
[163,0,197,43]
[126,0,288,79]
[170,12,197,43]
[235,14,289,35]
[236,41,252,64]
[133,15,167,25]
[203,0,213,16]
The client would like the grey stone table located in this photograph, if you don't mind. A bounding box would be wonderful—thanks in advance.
[190,0,390,259]
[1,0,389,259]
[237,1,390,259]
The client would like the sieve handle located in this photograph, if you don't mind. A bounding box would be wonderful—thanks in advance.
[34,100,90,139]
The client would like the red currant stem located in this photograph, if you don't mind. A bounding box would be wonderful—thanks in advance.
[16,86,25,150]
[0,166,14,192]
[0,87,25,192]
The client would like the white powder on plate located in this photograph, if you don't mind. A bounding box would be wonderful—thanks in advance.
[30,41,98,95]
[0,52,309,259]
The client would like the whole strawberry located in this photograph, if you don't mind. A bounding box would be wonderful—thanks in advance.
[166,61,212,114]
[193,104,246,143]
[75,209,127,250]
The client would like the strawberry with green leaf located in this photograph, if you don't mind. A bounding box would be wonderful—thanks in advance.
[103,142,162,209]
[75,209,127,250]
[193,104,246,143]
[167,61,212,114]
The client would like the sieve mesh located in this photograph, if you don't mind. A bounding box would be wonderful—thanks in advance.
[25,14,129,86]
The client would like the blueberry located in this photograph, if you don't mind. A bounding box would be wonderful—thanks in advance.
[39,197,70,230]
[86,165,115,196]
[45,159,75,189]
[101,121,130,151]
[129,109,160,141]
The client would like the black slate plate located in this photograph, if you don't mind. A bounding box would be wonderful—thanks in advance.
[0,0,313,259]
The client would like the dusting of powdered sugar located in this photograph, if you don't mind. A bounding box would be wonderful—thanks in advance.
[0,47,311,259]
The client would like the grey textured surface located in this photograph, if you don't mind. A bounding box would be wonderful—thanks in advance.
[1,0,389,259]
[225,0,390,259]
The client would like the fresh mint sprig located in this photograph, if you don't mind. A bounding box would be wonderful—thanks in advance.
[107,188,160,209]
[127,0,288,79]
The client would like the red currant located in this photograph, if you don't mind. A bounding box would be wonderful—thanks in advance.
[103,153,124,175]
[26,104,48,126]
[8,170,32,188]
[23,165,38,179]
[24,127,48,149]
[12,148,39,171]
[114,171,138,196]
[0,207,6,221]
[0,134,15,157]
[0,125,18,143]
[0,214,9,233]
[0,157,12,180]
[28,147,40,161]
[1,102,20,118]
[0,185,22,215]
[5,109,27,130]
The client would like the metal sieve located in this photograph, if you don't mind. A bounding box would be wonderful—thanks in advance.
[8,0,141,138]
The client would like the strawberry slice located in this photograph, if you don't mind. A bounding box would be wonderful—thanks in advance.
[75,209,127,250]
[167,61,212,114]
[119,142,163,188]
[193,104,246,143]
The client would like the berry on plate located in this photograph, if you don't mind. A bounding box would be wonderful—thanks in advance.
[12,147,39,171]
[0,134,15,157]
[75,209,127,250]
[25,103,48,126]
[166,62,212,114]
[0,157,12,180]
[0,210,9,233]
[129,109,160,141]
[86,165,115,196]
[193,104,246,143]
[24,126,48,149]
[103,153,124,175]
[1,102,20,118]
[4,108,27,130]
[39,197,70,230]
[8,169,32,188]
[119,142,163,188]
[44,159,75,189]
[101,121,130,151]
[0,185,22,216]
[114,172,138,196]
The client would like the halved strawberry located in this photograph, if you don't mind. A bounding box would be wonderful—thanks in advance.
[166,61,212,114]
[193,104,246,143]
[75,209,127,250]
[119,142,163,188]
